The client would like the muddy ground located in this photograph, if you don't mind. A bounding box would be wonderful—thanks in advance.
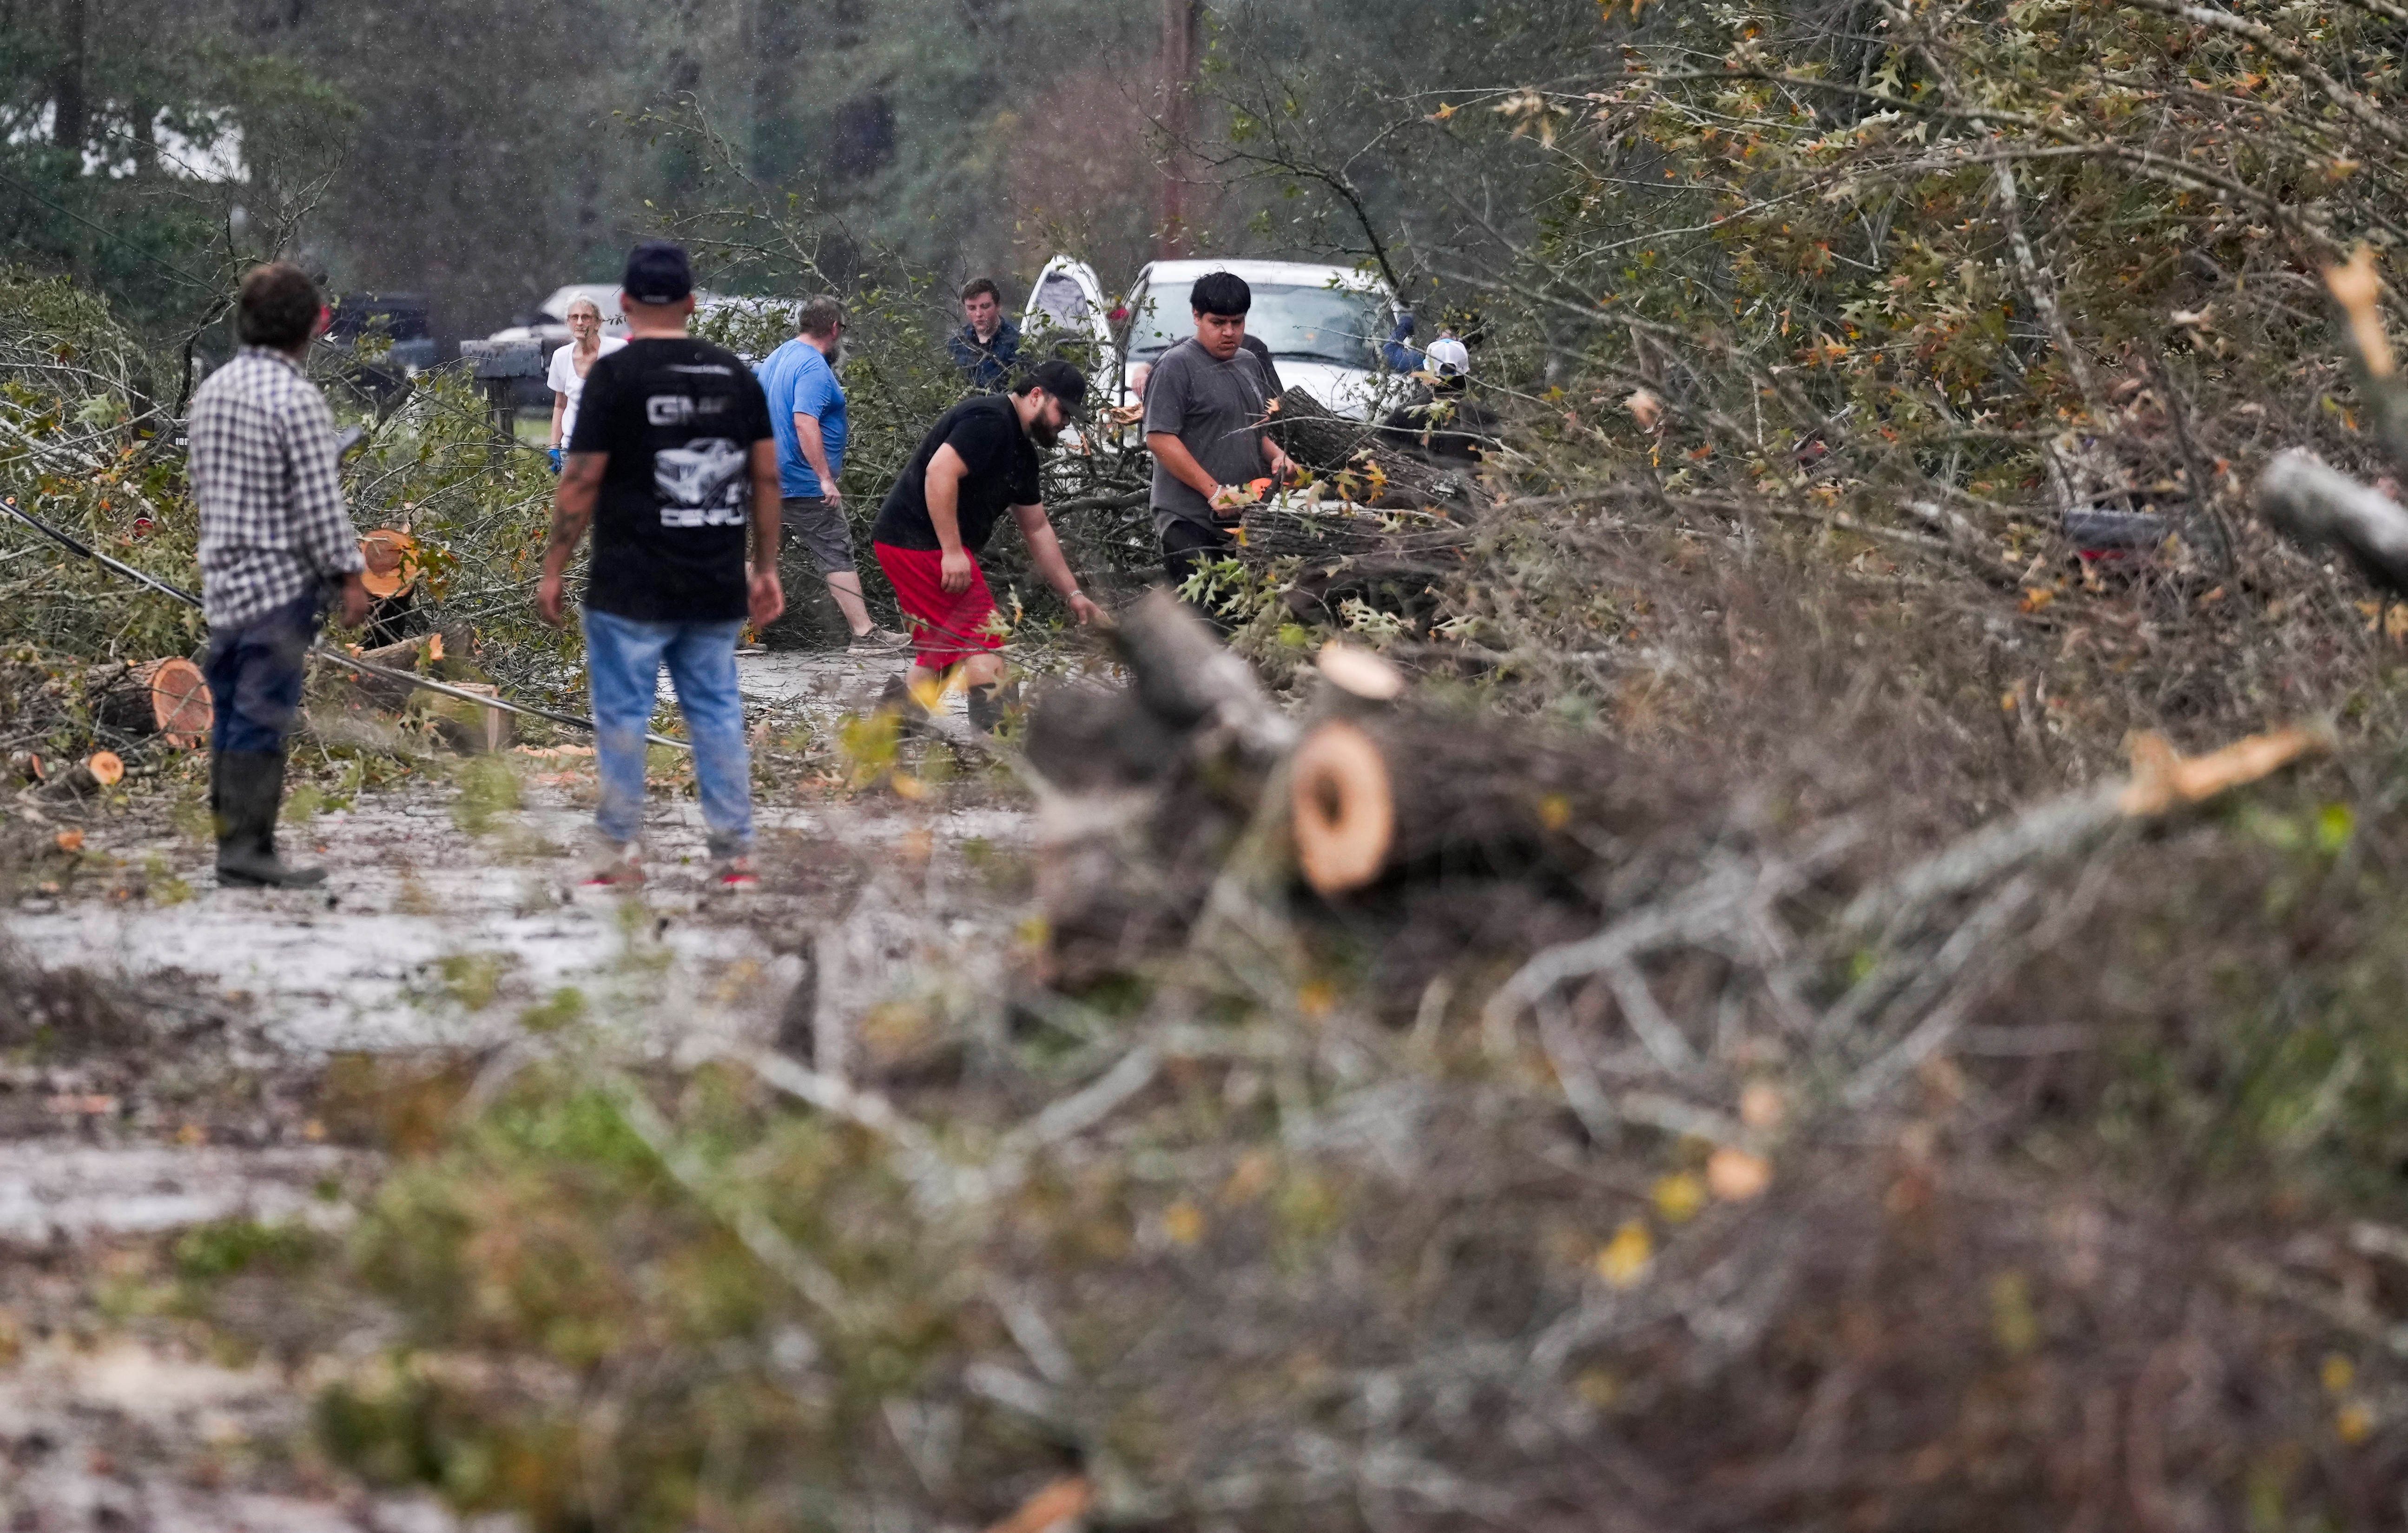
[0,647,1042,1530]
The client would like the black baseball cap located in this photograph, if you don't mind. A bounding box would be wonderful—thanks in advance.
[1020,358,1091,419]
[621,241,693,305]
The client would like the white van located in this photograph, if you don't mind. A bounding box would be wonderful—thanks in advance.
[1022,257,1402,423]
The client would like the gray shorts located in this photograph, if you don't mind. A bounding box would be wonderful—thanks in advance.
[779,495,856,575]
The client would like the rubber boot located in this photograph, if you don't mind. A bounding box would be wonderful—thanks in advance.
[213,748,327,888]
[877,673,933,734]
[966,678,1021,734]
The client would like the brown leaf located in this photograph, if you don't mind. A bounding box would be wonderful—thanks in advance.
[985,1475,1091,1533]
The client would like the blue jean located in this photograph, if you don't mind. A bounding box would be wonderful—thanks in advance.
[581,608,753,857]
[206,592,321,752]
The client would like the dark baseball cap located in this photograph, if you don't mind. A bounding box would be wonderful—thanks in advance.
[1020,358,1091,418]
[621,241,693,305]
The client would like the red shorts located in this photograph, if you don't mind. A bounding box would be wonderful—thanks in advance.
[873,542,1006,669]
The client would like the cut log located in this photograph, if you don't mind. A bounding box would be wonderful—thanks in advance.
[51,750,123,796]
[1292,719,1394,895]
[1283,711,1669,895]
[426,682,510,754]
[1023,591,1714,989]
[137,658,212,745]
[85,657,212,744]
[359,528,419,599]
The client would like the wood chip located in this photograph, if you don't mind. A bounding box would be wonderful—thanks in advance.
[2118,726,2323,816]
[984,1474,1090,1533]
[1315,639,1405,700]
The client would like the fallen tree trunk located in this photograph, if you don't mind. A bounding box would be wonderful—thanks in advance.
[322,627,473,713]
[1023,592,1298,985]
[47,750,123,797]
[1288,710,1668,897]
[1022,594,1711,989]
[2256,448,2408,595]
[86,657,211,744]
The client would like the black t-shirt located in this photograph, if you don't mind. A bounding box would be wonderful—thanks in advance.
[567,336,772,621]
[871,395,1041,555]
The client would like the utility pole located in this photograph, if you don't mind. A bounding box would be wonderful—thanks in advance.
[51,0,88,156]
[1156,0,1202,258]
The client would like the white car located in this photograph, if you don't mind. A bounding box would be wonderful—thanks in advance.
[482,285,774,349]
[1022,256,1403,423]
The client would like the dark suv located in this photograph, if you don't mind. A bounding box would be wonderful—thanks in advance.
[327,292,438,396]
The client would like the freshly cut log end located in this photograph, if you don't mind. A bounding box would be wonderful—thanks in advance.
[1316,639,1405,700]
[359,529,419,599]
[1291,719,1396,896]
[51,750,128,796]
[132,657,211,744]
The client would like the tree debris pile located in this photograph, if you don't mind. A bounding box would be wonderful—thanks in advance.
[141,715,2408,1531]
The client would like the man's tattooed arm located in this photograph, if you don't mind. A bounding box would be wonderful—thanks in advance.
[535,452,606,626]
[544,453,605,565]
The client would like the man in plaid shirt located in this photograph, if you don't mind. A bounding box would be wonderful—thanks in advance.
[191,263,369,888]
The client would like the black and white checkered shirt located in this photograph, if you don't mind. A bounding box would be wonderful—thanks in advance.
[190,347,364,630]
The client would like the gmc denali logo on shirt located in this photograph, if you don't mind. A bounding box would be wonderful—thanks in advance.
[646,395,733,426]
[653,439,748,527]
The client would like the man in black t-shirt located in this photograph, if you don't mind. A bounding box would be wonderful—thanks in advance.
[870,358,1103,730]
[537,241,783,890]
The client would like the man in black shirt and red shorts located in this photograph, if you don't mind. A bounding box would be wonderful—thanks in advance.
[871,358,1104,730]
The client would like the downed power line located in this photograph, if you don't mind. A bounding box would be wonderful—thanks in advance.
[0,494,692,752]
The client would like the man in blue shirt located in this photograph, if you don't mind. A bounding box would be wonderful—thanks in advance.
[946,277,1022,390]
[755,295,904,650]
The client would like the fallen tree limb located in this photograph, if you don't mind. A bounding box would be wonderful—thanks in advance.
[1843,725,2325,934]
[2256,448,2408,596]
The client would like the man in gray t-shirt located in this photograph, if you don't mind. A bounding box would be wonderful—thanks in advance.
[1143,271,1295,601]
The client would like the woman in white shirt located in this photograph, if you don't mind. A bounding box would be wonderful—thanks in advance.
[545,296,626,470]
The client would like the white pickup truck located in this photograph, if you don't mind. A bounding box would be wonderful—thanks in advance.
[1022,256,1403,423]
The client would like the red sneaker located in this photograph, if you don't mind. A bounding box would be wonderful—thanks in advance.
[712,856,759,890]
[580,840,644,888]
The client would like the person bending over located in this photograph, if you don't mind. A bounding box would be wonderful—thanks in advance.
[870,358,1103,731]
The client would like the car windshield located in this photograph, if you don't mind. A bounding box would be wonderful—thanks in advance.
[1125,281,1388,368]
[1028,270,1094,335]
